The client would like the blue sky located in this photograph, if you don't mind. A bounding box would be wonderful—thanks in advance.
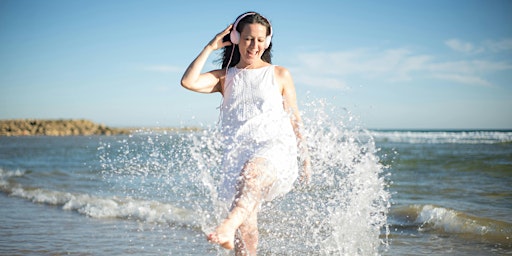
[1,0,511,129]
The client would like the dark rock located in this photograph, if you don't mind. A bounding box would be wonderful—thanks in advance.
[0,119,131,136]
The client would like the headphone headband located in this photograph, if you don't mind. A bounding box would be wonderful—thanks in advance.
[230,12,272,49]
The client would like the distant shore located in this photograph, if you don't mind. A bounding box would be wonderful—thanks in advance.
[0,119,199,136]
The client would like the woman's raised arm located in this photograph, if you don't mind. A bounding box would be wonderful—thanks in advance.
[181,25,232,93]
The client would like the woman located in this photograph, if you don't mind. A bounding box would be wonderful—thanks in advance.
[181,11,310,255]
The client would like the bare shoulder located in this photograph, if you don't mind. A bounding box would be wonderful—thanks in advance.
[208,68,225,78]
[274,65,294,94]
[274,65,293,80]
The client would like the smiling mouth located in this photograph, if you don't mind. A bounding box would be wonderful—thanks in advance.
[247,50,259,57]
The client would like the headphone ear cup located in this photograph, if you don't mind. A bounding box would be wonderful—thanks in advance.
[230,30,239,44]
[265,36,271,49]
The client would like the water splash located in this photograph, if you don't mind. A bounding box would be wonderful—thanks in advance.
[99,98,391,255]
[251,98,390,255]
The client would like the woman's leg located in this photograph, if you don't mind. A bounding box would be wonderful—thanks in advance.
[235,209,258,255]
[208,158,274,253]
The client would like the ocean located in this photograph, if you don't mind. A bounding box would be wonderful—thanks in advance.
[1,106,511,255]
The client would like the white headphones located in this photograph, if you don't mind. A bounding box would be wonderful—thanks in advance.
[230,12,273,49]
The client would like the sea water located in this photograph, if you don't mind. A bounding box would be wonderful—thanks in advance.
[1,100,511,255]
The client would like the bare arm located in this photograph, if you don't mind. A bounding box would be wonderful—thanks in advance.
[181,25,232,93]
[276,66,312,183]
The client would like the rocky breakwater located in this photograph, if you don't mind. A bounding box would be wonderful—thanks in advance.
[0,119,130,136]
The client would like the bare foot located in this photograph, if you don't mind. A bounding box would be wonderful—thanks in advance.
[207,221,237,250]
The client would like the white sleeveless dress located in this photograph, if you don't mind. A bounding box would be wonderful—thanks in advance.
[218,65,298,202]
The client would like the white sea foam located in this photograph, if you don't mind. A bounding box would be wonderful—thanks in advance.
[0,168,25,178]
[393,204,512,245]
[1,177,196,225]
[0,168,25,189]
[370,130,512,144]
[416,204,489,234]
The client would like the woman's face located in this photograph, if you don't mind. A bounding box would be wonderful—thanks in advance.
[237,23,268,66]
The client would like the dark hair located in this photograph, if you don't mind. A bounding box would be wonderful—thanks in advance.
[218,12,273,68]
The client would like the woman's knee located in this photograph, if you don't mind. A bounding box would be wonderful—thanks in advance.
[242,158,275,185]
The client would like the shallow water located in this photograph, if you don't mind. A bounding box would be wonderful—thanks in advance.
[1,115,511,255]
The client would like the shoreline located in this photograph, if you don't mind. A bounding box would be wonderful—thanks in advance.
[0,119,199,136]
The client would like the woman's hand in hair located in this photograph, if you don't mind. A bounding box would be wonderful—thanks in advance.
[206,24,233,51]
[181,25,232,93]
